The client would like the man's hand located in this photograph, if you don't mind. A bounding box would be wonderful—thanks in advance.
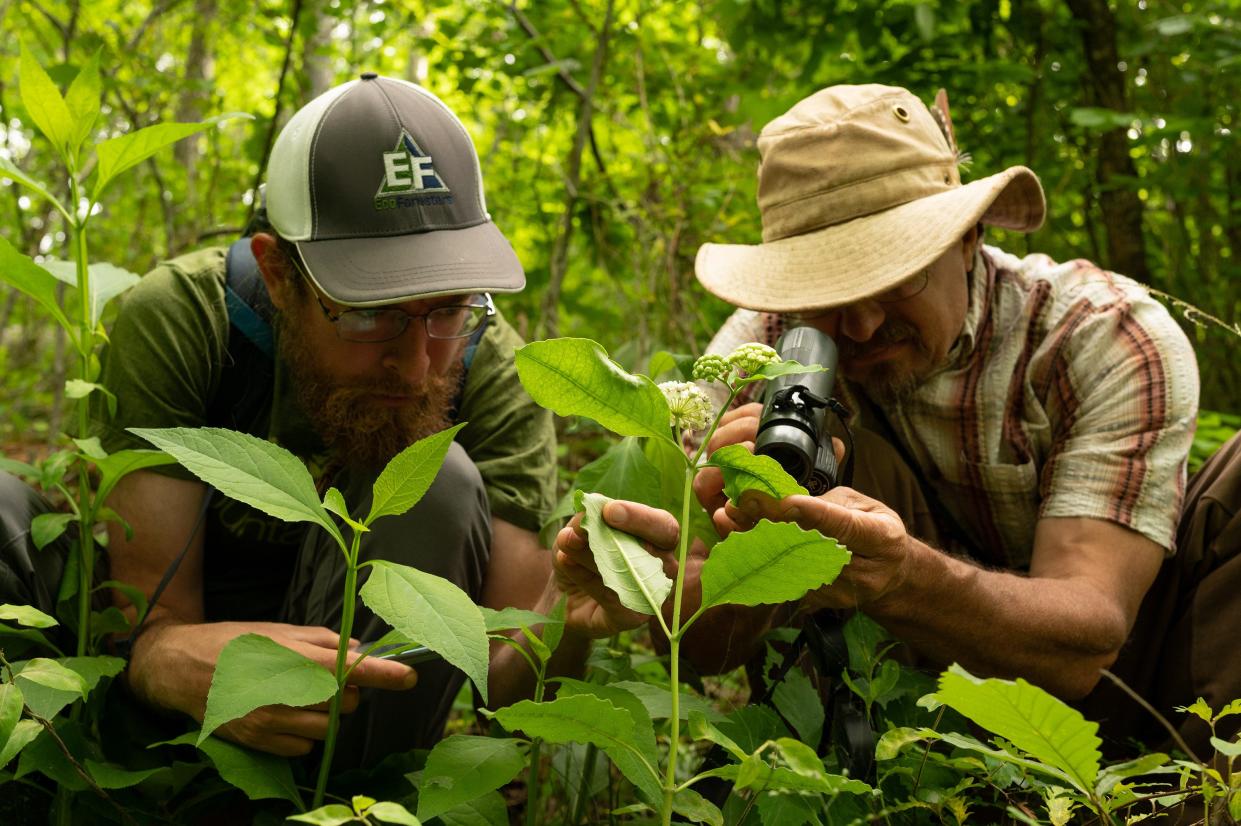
[723,488,913,611]
[693,402,763,518]
[130,621,419,757]
[554,501,690,638]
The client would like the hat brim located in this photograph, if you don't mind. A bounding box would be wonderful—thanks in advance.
[695,166,1045,313]
[295,220,525,306]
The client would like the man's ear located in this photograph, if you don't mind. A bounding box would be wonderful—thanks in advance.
[960,224,981,272]
[251,233,296,310]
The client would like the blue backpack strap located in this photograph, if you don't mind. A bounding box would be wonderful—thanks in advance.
[223,238,275,359]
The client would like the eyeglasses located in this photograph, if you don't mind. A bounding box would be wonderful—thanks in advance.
[292,257,495,343]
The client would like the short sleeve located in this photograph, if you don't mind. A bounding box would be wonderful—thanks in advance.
[92,249,230,471]
[455,312,558,534]
[1038,288,1199,552]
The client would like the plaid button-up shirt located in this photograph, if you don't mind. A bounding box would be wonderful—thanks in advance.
[704,245,1199,569]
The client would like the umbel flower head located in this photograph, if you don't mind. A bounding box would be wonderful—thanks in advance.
[691,353,730,383]
[658,381,714,432]
[727,342,780,375]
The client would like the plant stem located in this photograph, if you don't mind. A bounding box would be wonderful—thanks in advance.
[525,663,548,826]
[72,213,94,662]
[660,459,697,826]
[313,531,362,807]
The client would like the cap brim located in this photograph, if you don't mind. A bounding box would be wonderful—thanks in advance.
[695,166,1045,313]
[296,220,525,306]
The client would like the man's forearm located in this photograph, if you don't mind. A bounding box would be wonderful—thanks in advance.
[863,539,1129,699]
[486,578,592,709]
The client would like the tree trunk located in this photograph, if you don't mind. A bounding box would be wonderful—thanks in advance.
[175,0,218,237]
[303,0,334,100]
[1065,0,1150,280]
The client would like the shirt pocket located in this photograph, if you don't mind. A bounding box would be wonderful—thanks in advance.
[940,459,1040,569]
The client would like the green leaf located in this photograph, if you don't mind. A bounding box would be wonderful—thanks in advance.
[1068,107,1136,131]
[479,606,559,634]
[128,427,342,547]
[672,788,723,825]
[417,735,525,820]
[93,112,251,196]
[876,726,932,761]
[1095,752,1170,795]
[0,237,73,334]
[13,658,88,697]
[64,51,103,157]
[705,445,807,505]
[158,730,302,805]
[756,791,820,826]
[576,491,672,617]
[287,804,357,825]
[30,513,73,551]
[696,520,850,614]
[688,710,746,760]
[19,46,73,160]
[0,684,23,748]
[95,580,148,626]
[1211,736,1241,757]
[491,695,658,787]
[434,791,508,826]
[0,604,57,629]
[0,720,41,768]
[72,436,107,460]
[515,338,673,441]
[0,156,66,217]
[366,423,466,525]
[736,359,828,386]
[1178,697,1214,723]
[935,664,1101,794]
[367,801,421,825]
[647,350,695,380]
[94,448,177,505]
[43,259,141,327]
[555,679,663,804]
[540,437,665,546]
[85,759,167,789]
[771,668,823,747]
[359,561,490,704]
[321,486,354,524]
[610,680,725,722]
[198,634,337,744]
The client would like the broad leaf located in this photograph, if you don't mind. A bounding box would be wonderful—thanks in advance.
[128,427,342,547]
[64,51,103,157]
[360,561,490,703]
[0,604,57,629]
[673,788,723,826]
[491,695,658,787]
[435,791,508,826]
[479,606,559,634]
[718,704,790,755]
[30,513,73,551]
[367,801,420,825]
[695,519,850,615]
[288,805,355,825]
[85,759,167,789]
[772,668,824,747]
[321,487,356,527]
[94,112,250,196]
[540,437,665,546]
[576,491,672,617]
[515,338,673,441]
[198,634,337,743]
[0,236,73,333]
[737,359,828,385]
[555,679,663,803]
[688,711,746,760]
[366,423,466,525]
[43,259,141,326]
[13,658,88,697]
[610,680,725,722]
[935,664,1101,794]
[705,445,807,505]
[158,731,301,805]
[417,735,525,820]
[0,720,41,768]
[0,684,23,748]
[19,47,73,159]
[94,449,177,504]
[756,791,820,826]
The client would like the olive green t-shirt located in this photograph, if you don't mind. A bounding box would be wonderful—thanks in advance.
[94,246,556,619]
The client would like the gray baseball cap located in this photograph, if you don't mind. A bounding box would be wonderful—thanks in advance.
[264,72,524,306]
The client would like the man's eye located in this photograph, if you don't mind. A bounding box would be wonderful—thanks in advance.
[346,310,385,330]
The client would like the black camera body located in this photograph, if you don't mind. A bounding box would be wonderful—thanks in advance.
[754,326,842,495]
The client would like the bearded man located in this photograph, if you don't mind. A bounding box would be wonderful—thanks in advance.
[36,73,578,765]
[555,84,1240,761]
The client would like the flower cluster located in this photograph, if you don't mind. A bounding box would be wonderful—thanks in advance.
[658,381,714,432]
[727,342,780,375]
[691,353,730,383]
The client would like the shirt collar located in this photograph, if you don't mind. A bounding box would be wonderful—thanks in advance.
[943,245,995,369]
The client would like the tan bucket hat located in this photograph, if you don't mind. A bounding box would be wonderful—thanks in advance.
[695,84,1046,313]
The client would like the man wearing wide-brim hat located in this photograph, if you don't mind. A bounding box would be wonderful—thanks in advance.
[691,83,1241,760]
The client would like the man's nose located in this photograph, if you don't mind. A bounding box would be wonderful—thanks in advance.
[803,300,886,343]
[380,321,431,384]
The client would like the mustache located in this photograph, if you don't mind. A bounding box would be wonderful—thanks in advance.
[836,320,923,361]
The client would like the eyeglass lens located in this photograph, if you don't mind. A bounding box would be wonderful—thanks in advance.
[336,304,488,342]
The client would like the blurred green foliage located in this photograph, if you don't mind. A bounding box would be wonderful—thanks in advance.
[0,0,1237,454]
